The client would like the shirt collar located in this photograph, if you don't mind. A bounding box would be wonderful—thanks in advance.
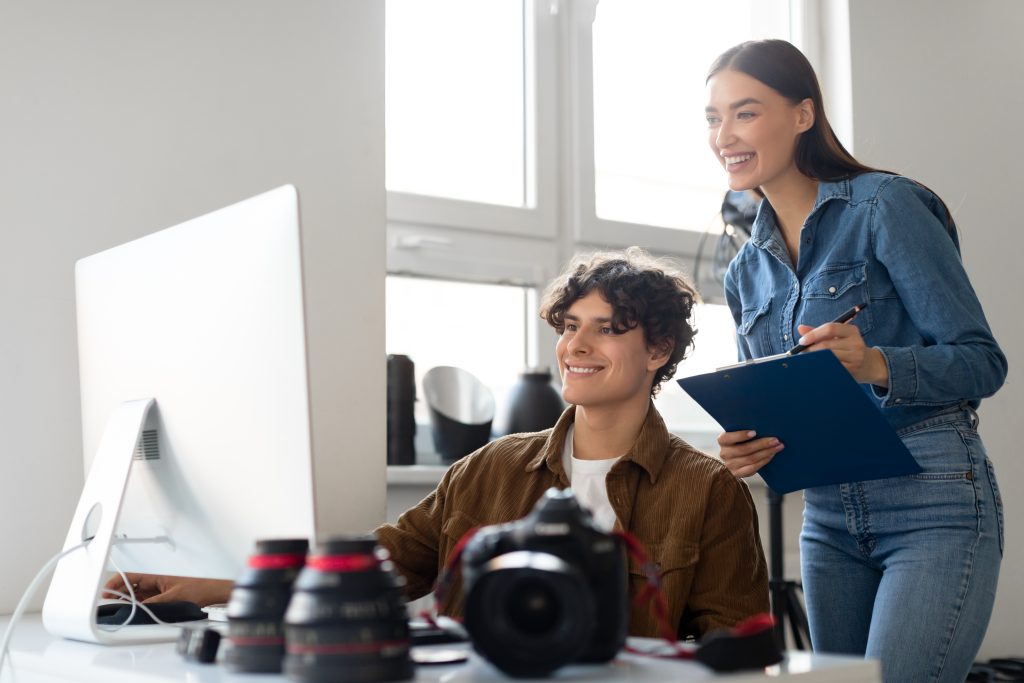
[749,177,852,247]
[526,402,670,484]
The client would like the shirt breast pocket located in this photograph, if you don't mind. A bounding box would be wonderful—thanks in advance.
[801,262,873,335]
[737,298,771,353]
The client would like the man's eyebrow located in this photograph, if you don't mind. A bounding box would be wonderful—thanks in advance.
[705,97,763,113]
[564,313,613,324]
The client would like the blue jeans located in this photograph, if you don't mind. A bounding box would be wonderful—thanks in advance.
[801,407,1004,682]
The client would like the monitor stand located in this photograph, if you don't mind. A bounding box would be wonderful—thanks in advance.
[42,398,182,644]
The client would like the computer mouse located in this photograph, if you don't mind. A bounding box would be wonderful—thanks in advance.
[95,600,208,626]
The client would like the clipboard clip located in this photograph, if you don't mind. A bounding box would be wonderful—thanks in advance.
[716,351,790,372]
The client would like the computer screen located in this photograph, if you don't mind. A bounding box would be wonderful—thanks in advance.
[42,185,317,643]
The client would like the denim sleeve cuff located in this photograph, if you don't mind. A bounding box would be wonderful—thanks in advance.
[872,346,918,406]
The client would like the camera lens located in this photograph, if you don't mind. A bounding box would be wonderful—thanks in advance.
[226,538,309,673]
[506,577,561,634]
[283,535,413,683]
[464,550,595,678]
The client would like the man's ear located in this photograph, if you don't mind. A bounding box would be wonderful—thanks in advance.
[795,98,815,134]
[647,342,673,372]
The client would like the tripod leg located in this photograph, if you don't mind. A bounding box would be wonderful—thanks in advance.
[770,580,787,646]
[767,490,787,648]
[785,585,812,651]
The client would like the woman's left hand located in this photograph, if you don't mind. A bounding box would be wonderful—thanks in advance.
[795,322,889,387]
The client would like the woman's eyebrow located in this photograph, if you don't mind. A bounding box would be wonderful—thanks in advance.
[729,97,763,109]
[705,97,763,113]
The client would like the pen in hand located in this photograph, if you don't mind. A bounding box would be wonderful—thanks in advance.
[787,303,868,355]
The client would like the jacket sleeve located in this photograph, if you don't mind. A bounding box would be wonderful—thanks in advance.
[870,177,1007,406]
[680,470,769,637]
[373,459,467,600]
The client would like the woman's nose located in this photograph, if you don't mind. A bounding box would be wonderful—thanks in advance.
[716,119,735,149]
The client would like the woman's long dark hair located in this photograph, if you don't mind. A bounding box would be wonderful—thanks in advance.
[708,39,956,235]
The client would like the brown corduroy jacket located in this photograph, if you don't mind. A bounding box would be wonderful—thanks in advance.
[375,403,769,639]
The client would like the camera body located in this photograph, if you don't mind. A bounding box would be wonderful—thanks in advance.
[461,488,629,678]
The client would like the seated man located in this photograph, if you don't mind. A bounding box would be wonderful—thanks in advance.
[108,248,768,638]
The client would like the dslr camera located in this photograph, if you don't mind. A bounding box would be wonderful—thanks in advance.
[461,488,629,678]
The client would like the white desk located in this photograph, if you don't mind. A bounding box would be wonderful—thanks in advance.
[3,615,878,683]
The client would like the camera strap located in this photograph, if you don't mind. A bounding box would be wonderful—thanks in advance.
[614,530,782,672]
[423,524,482,627]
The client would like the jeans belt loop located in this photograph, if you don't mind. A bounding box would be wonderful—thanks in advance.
[959,401,980,430]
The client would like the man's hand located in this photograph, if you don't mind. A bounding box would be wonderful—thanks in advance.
[102,573,233,606]
[795,322,889,387]
[718,430,784,478]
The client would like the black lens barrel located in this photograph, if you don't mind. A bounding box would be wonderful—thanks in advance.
[226,538,309,673]
[283,534,413,683]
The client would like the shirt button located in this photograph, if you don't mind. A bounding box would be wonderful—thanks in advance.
[783,334,789,341]
[895,398,902,404]
[828,286,837,294]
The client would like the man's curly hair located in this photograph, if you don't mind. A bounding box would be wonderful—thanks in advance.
[539,247,698,397]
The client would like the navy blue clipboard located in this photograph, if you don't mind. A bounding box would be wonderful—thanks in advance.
[677,350,921,494]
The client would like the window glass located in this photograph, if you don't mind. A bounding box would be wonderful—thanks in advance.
[385,276,531,431]
[654,303,738,438]
[385,0,527,207]
[592,0,789,231]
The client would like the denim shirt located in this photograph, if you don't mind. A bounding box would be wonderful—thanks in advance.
[724,172,1007,432]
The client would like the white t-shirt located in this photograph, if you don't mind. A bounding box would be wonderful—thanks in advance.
[560,424,622,532]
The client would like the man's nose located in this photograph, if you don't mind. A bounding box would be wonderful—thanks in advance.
[566,331,590,354]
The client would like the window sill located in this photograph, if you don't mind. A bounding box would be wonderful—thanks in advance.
[387,464,450,487]
[386,425,767,490]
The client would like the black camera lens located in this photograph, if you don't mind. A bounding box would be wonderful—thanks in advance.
[283,535,413,683]
[506,577,561,633]
[226,538,309,673]
[460,489,629,677]
[464,551,596,678]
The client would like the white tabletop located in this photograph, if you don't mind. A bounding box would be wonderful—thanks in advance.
[1,615,879,683]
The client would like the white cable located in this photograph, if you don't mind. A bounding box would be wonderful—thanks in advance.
[99,557,139,631]
[97,590,177,630]
[1,534,178,672]
[0,540,90,674]
[112,535,173,547]
[98,538,181,631]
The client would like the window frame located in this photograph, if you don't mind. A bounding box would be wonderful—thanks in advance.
[567,0,800,258]
[385,0,560,240]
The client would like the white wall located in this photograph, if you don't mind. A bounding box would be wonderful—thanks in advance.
[847,0,1023,658]
[0,1,385,611]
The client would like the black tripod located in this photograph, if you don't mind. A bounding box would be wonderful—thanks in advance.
[767,489,811,650]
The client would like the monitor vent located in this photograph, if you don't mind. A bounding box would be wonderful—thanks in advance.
[133,429,160,461]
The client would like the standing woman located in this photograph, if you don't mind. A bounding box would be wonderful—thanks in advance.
[706,39,1006,682]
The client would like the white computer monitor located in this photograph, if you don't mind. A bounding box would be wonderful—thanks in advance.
[42,185,317,644]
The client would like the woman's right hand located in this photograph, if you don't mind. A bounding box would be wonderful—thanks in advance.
[718,430,784,478]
